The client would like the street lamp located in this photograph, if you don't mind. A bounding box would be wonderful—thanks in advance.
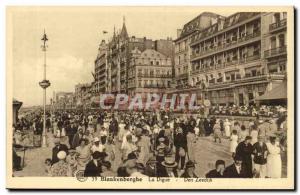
[39,29,51,147]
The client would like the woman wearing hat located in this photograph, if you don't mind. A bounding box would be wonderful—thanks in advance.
[50,151,72,177]
[159,158,178,177]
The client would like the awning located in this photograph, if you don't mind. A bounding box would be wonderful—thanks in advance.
[256,81,287,101]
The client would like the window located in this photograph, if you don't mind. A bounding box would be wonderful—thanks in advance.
[156,70,160,76]
[150,70,154,76]
[138,69,142,76]
[270,37,276,49]
[279,34,285,47]
[156,61,160,65]
[150,61,154,65]
[178,56,181,64]
[144,69,148,76]
[273,13,281,23]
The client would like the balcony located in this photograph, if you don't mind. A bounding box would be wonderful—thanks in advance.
[264,46,287,58]
[269,19,287,33]
[143,84,169,89]
[137,74,172,78]
[190,54,260,75]
[190,31,261,61]
[177,73,188,79]
[206,73,285,89]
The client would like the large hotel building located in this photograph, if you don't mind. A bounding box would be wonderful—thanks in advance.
[91,12,287,107]
[93,18,174,98]
[173,12,287,106]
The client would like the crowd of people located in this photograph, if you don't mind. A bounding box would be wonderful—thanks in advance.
[209,105,287,117]
[13,108,287,178]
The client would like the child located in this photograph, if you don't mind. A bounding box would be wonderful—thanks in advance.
[230,130,238,158]
[213,120,222,143]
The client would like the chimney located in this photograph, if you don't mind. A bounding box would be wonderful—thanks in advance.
[177,29,182,38]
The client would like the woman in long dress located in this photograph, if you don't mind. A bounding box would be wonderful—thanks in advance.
[224,119,231,138]
[186,130,196,161]
[213,120,222,143]
[266,137,282,178]
[230,130,239,158]
[75,139,91,171]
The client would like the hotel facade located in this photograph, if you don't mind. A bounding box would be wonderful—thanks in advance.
[173,12,287,106]
[95,19,174,98]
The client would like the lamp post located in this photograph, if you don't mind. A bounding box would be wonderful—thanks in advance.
[39,30,51,147]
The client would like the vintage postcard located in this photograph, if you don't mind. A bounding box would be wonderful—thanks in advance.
[6,6,294,189]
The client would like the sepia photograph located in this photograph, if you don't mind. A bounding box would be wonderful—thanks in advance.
[6,6,294,189]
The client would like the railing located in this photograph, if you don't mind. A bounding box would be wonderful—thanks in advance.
[190,54,261,75]
[264,46,287,58]
[190,31,261,60]
[269,18,287,32]
[206,73,285,88]
[177,73,188,78]
[143,84,169,89]
[137,74,172,78]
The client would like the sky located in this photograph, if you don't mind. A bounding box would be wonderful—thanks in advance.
[9,7,233,106]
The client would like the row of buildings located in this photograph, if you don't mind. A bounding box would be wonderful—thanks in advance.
[54,11,287,110]
[172,11,287,106]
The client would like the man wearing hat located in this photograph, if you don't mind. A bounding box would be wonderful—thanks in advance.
[84,151,102,177]
[205,160,225,178]
[51,138,69,165]
[181,160,198,178]
[144,156,158,177]
[252,135,268,178]
[235,136,253,178]
[224,155,246,178]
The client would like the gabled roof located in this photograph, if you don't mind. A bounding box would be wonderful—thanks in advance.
[140,49,167,59]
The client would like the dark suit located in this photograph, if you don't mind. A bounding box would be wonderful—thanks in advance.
[252,142,268,165]
[235,141,253,178]
[158,168,178,177]
[84,160,102,177]
[205,169,224,178]
[224,164,247,178]
[181,171,198,178]
[145,165,157,177]
[174,133,187,169]
[51,144,69,165]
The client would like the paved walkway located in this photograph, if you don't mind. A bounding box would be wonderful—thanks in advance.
[13,136,287,177]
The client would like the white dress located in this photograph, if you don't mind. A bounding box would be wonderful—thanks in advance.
[224,121,231,137]
[266,143,282,178]
[230,134,238,153]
